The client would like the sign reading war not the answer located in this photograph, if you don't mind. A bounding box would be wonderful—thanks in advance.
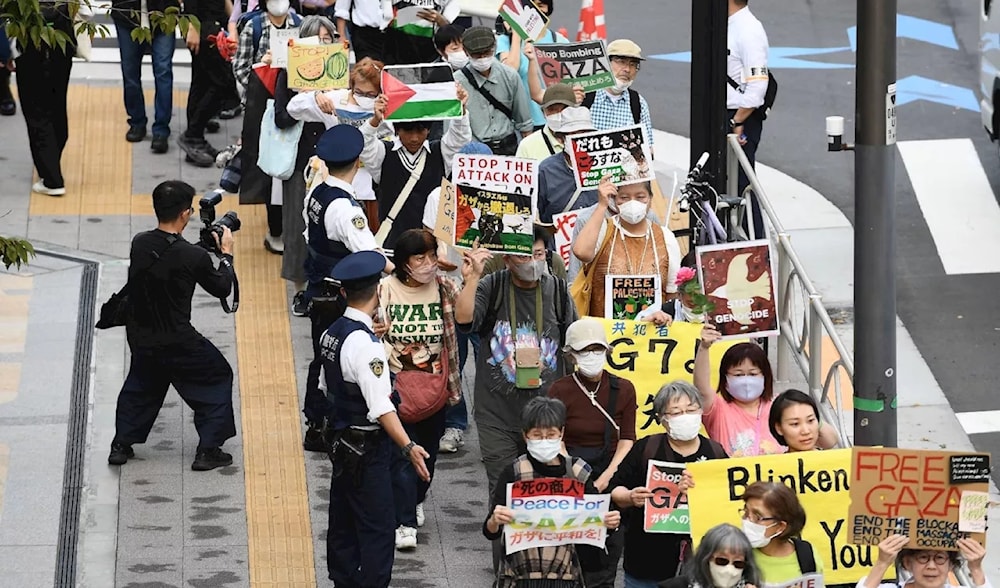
[696,239,779,340]
[452,155,538,256]
[535,41,614,91]
[504,477,609,554]
[847,447,990,550]
[568,125,653,189]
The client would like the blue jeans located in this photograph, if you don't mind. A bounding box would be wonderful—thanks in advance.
[624,573,661,588]
[392,406,446,527]
[444,332,480,431]
[116,23,174,138]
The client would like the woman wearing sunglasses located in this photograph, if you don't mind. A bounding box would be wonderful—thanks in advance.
[859,534,989,588]
[739,482,823,584]
[658,523,762,588]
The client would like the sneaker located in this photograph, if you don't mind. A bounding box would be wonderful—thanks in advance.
[126,126,146,142]
[292,291,310,317]
[151,136,169,154]
[303,423,326,453]
[438,428,464,453]
[191,447,233,471]
[178,135,215,168]
[264,234,284,255]
[416,503,425,528]
[395,526,417,550]
[206,119,221,134]
[0,97,16,116]
[108,442,134,465]
[32,180,66,197]
[218,105,242,119]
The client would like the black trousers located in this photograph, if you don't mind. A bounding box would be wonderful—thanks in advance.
[0,68,12,100]
[348,22,386,63]
[186,24,231,140]
[16,44,73,187]
[114,337,237,449]
[266,202,282,238]
[729,108,765,238]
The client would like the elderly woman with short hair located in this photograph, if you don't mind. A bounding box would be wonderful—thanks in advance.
[660,523,764,588]
[608,381,729,588]
[860,534,990,588]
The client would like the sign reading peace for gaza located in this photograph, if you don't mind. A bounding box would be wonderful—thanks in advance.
[568,125,653,189]
[505,477,610,554]
[451,155,538,256]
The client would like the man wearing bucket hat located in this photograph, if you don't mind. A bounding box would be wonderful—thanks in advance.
[516,83,584,161]
[582,39,654,156]
[536,105,599,224]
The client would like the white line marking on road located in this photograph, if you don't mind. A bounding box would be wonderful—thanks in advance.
[899,138,1000,275]
[955,410,1000,435]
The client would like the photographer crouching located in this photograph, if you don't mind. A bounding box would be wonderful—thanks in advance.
[108,180,240,471]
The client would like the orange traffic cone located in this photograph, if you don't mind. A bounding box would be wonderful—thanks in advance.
[576,0,606,41]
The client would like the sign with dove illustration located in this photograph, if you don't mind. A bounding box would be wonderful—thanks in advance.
[695,240,779,339]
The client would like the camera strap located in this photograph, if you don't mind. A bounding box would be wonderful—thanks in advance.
[217,255,240,313]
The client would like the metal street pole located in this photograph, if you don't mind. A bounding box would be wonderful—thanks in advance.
[854,0,897,447]
[690,0,728,200]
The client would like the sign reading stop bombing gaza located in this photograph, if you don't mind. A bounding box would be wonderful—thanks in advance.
[287,44,349,91]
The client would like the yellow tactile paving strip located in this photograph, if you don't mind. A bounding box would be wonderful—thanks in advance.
[0,275,31,405]
[231,204,316,587]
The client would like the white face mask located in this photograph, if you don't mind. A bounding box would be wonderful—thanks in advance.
[526,438,562,463]
[353,94,376,112]
[573,350,606,379]
[510,259,546,283]
[709,562,745,588]
[665,413,702,442]
[679,303,704,324]
[406,262,437,285]
[617,200,647,225]
[447,50,470,70]
[266,0,289,17]
[611,78,633,94]
[470,56,494,73]
[742,518,779,548]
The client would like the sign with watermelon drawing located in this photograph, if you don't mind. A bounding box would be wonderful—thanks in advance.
[287,44,350,91]
[381,63,463,123]
[499,0,549,42]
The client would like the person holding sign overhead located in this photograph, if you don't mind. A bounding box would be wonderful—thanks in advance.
[739,482,823,585]
[608,381,728,588]
[858,534,989,588]
[659,523,763,588]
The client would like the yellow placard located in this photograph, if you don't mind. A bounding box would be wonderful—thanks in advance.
[687,449,874,585]
[594,319,737,438]
[287,44,349,91]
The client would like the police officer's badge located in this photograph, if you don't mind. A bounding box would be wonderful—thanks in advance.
[369,358,385,377]
[352,216,366,230]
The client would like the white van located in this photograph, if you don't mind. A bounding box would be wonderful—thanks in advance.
[981,0,1000,139]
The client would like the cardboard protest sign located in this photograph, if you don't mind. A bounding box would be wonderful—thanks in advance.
[535,41,614,91]
[696,240,779,339]
[287,44,349,90]
[452,155,538,255]
[269,29,298,68]
[433,178,456,245]
[594,319,738,438]
[552,210,579,269]
[847,448,990,550]
[505,477,609,554]
[499,0,549,42]
[959,491,990,533]
[605,275,660,320]
[644,461,689,533]
[568,125,653,189]
[688,449,867,585]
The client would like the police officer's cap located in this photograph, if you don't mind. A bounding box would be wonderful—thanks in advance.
[316,125,364,166]
[331,250,386,291]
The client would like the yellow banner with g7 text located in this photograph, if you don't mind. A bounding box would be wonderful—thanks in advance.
[594,319,738,439]
[687,449,873,585]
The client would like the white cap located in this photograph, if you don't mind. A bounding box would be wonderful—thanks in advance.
[550,106,595,134]
[563,318,609,352]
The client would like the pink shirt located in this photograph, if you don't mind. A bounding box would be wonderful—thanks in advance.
[703,396,785,457]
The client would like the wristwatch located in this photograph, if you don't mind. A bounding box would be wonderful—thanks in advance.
[729,117,744,130]
[401,441,416,457]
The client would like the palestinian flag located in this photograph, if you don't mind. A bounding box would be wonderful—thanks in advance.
[391,3,436,38]
[381,64,463,123]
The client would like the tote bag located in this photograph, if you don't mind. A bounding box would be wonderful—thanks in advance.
[257,99,304,181]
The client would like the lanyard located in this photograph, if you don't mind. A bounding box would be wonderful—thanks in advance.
[509,277,543,347]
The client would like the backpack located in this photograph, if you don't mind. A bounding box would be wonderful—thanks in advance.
[479,270,571,349]
[237,5,302,57]
[727,70,778,121]
[791,537,817,574]
[641,433,728,464]
[581,89,642,125]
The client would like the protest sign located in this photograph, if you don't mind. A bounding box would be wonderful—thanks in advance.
[568,125,653,189]
[505,477,609,555]
[605,275,660,320]
[644,461,689,533]
[959,491,990,533]
[499,0,549,41]
[269,29,298,68]
[552,210,579,269]
[847,448,990,550]
[287,44,349,90]
[452,155,538,255]
[696,240,779,339]
[433,178,456,245]
[535,41,614,91]
[688,449,865,585]
[767,574,826,588]
[594,319,737,438]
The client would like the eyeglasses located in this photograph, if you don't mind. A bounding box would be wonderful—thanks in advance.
[526,432,562,441]
[353,89,379,99]
[663,406,702,418]
[712,557,746,569]
[913,552,950,566]
[610,56,641,71]
[738,507,776,524]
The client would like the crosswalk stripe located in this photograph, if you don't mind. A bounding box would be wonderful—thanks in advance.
[955,410,1000,435]
[898,138,1000,275]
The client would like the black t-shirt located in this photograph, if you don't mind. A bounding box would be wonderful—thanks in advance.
[125,229,233,349]
[609,435,726,582]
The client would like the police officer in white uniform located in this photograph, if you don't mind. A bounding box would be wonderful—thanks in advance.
[726,0,769,236]
[321,250,429,587]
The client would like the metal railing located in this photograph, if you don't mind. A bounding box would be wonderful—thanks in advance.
[724,135,853,447]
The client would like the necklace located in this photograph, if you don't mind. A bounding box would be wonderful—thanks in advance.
[618,225,651,274]
[572,373,600,400]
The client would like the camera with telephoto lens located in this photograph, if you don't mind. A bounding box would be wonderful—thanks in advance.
[198,189,241,253]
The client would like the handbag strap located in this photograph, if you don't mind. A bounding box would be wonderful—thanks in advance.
[374,148,427,246]
[509,277,543,345]
[462,66,514,120]
[123,233,179,295]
